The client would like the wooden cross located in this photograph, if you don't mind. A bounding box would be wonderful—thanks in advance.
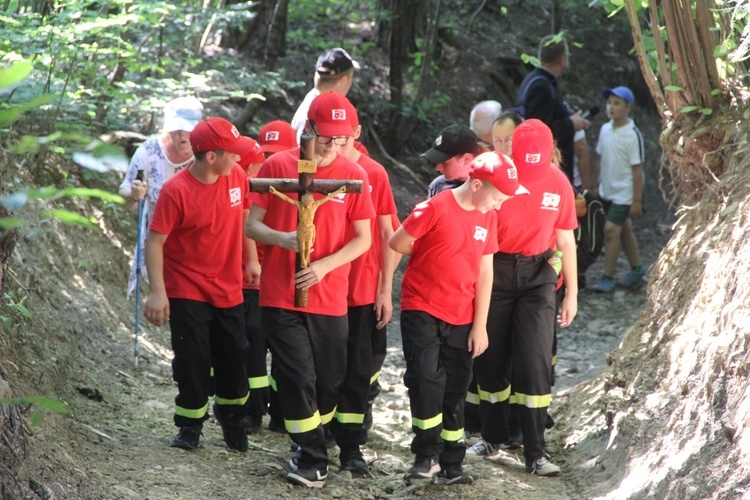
[249,135,363,308]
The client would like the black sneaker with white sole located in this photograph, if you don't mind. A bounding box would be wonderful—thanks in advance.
[432,464,474,485]
[339,449,368,473]
[213,403,248,452]
[404,455,440,480]
[287,467,328,488]
[170,426,202,450]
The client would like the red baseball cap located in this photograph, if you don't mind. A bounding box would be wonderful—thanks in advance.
[235,136,265,169]
[307,91,355,138]
[258,120,297,153]
[511,119,553,184]
[469,151,530,196]
[190,117,243,154]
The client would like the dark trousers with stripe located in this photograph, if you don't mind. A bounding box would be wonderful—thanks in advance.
[474,251,557,466]
[332,305,374,451]
[242,289,271,417]
[401,310,473,467]
[367,320,388,405]
[169,299,249,428]
[263,307,348,470]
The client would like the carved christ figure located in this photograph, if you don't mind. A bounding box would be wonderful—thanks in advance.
[268,185,348,269]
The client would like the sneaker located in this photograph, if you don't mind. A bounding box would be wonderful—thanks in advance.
[433,464,474,485]
[287,467,327,488]
[213,403,248,452]
[289,447,302,470]
[404,455,440,480]
[340,453,368,473]
[526,457,561,476]
[465,439,501,459]
[619,267,646,287]
[170,426,201,450]
[464,431,481,447]
[590,277,615,293]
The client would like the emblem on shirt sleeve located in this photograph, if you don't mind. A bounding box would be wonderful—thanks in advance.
[473,226,488,242]
[229,187,242,207]
[541,192,561,211]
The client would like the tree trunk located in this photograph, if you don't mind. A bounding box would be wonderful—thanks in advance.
[222,0,276,59]
[263,0,289,71]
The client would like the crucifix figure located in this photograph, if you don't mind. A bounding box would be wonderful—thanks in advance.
[268,185,347,269]
[248,135,363,307]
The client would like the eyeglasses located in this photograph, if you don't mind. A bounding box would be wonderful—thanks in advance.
[311,125,350,146]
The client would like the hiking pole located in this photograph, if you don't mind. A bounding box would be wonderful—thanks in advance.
[133,169,145,369]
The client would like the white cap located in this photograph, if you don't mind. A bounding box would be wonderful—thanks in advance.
[163,96,203,133]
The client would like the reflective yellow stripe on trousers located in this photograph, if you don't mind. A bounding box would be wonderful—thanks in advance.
[412,413,442,430]
[478,385,511,404]
[510,392,551,408]
[175,402,209,419]
[248,375,270,389]
[285,410,322,434]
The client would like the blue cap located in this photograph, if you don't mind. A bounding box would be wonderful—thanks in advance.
[602,86,634,105]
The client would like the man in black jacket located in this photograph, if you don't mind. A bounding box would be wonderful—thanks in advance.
[518,35,590,183]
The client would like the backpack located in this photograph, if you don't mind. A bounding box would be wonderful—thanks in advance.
[574,190,605,274]
[505,75,552,118]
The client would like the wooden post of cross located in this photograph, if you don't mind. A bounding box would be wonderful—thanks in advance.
[248,135,363,308]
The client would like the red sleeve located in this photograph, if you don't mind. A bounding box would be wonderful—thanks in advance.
[149,184,181,235]
[555,173,578,230]
[401,200,436,240]
[373,168,398,216]
[247,161,273,210]
[347,169,376,221]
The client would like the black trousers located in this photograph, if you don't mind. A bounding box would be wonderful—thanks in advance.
[242,289,271,417]
[263,307,348,470]
[169,299,249,428]
[332,305,375,450]
[367,318,388,404]
[401,310,473,467]
[474,251,557,466]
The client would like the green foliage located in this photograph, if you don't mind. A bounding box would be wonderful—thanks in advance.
[0,396,71,426]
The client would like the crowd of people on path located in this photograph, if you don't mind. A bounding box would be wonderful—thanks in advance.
[118,35,647,489]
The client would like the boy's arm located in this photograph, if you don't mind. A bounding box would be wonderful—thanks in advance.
[245,204,298,251]
[375,213,398,327]
[143,230,169,326]
[243,209,261,287]
[555,228,578,328]
[630,164,644,218]
[294,218,372,290]
[389,225,416,256]
[467,253,492,358]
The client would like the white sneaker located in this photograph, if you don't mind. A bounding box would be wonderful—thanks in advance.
[465,439,501,459]
[526,457,560,476]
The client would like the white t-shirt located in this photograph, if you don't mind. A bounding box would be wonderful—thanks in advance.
[596,119,644,204]
[572,129,586,188]
[291,88,320,145]
[119,136,193,296]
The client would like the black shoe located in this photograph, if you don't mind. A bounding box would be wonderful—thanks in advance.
[289,447,302,470]
[171,426,201,450]
[268,418,286,434]
[404,455,440,480]
[433,464,473,485]
[287,467,328,488]
[244,414,263,435]
[213,403,248,452]
[340,448,368,473]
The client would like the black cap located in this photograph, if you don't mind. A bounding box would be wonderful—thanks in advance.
[316,48,361,76]
[420,125,481,164]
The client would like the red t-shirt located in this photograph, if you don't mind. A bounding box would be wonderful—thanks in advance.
[400,190,498,325]
[242,171,264,291]
[347,154,398,306]
[496,165,578,255]
[248,149,376,315]
[150,165,247,308]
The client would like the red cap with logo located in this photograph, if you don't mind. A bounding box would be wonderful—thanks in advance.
[511,119,553,184]
[235,136,265,169]
[469,151,530,196]
[258,120,297,153]
[307,91,355,138]
[190,117,244,154]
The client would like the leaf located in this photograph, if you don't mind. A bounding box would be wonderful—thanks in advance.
[0,60,33,91]
[699,108,713,115]
[30,407,43,426]
[0,94,55,127]
[711,89,721,96]
[60,188,124,204]
[41,210,99,231]
[0,218,23,230]
[72,141,128,173]
[680,106,698,114]
[22,396,71,414]
[11,302,32,319]
[664,86,683,92]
